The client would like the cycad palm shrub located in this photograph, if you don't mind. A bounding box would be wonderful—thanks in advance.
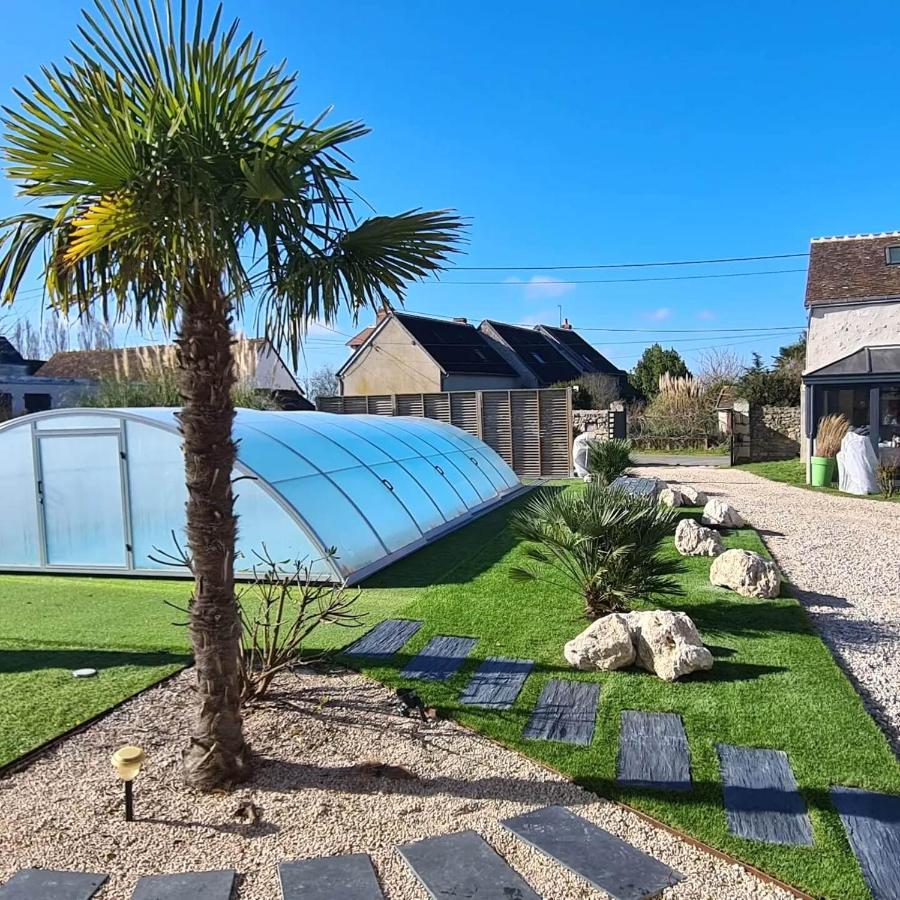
[585,438,634,485]
[509,483,683,618]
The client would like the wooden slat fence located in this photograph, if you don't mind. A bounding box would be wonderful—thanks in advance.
[317,388,572,478]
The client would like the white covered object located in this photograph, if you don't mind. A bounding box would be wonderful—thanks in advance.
[837,431,879,495]
[573,431,605,477]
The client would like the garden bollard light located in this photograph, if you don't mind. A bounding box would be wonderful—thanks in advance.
[111,745,145,822]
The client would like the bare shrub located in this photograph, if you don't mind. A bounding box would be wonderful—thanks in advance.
[876,463,898,499]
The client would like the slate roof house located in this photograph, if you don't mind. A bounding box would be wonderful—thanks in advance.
[338,311,628,397]
[802,232,900,471]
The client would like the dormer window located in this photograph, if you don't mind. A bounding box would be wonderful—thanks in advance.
[886,246,900,265]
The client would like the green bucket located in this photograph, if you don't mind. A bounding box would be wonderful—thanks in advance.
[810,455,836,487]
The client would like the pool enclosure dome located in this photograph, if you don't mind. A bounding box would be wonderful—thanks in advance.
[0,408,524,583]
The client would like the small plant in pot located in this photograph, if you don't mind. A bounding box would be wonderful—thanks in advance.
[811,414,849,487]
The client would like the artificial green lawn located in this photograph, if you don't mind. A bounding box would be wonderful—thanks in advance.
[737,458,900,502]
[1,490,898,897]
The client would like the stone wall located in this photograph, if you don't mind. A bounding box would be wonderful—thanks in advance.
[749,405,801,461]
[573,403,626,438]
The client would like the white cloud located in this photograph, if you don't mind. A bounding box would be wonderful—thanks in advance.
[696,309,717,321]
[505,274,575,300]
[644,307,672,322]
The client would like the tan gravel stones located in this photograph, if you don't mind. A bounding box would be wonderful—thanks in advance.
[624,610,714,682]
[563,613,636,671]
[675,518,725,557]
[564,610,713,681]
[701,498,745,528]
[710,548,781,598]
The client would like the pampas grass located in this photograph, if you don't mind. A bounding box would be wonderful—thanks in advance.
[816,414,849,458]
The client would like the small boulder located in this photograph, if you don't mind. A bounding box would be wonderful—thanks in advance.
[582,473,594,483]
[659,487,683,508]
[709,548,781,599]
[564,613,635,671]
[701,497,745,528]
[674,518,724,557]
[680,485,708,506]
[623,610,713,681]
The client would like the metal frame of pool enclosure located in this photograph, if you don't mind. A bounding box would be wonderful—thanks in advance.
[0,408,527,584]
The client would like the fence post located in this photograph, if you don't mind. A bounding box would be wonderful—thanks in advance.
[732,398,751,463]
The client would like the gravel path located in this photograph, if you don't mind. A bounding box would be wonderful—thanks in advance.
[641,465,900,751]
[0,667,790,900]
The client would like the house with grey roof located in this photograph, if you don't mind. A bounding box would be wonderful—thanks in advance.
[802,232,900,470]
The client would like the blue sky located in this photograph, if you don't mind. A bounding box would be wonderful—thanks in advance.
[1,1,898,381]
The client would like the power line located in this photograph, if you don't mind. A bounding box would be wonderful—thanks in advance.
[423,267,807,286]
[448,252,809,272]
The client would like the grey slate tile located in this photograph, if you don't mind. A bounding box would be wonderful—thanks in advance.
[459,657,534,709]
[401,635,476,681]
[344,619,422,659]
[523,679,599,746]
[130,870,235,899]
[831,787,900,900]
[617,711,692,791]
[0,869,106,900]
[501,805,682,900]
[609,476,660,500]
[717,745,813,846]
[397,829,540,900]
[278,854,384,900]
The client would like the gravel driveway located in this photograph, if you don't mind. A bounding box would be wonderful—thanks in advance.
[641,465,900,751]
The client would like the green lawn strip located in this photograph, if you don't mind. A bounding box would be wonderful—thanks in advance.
[336,501,900,899]
[736,459,900,502]
[0,642,188,768]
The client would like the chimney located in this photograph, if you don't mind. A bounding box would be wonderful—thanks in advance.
[453,317,468,324]
[561,318,573,330]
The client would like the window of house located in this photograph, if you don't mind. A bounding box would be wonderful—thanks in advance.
[24,393,52,413]
[531,352,546,364]
[0,393,11,421]
[886,246,900,265]
[880,386,900,446]
[821,387,869,429]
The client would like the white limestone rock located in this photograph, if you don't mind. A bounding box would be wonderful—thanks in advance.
[679,485,708,506]
[623,610,714,682]
[659,487,683,508]
[563,613,635,672]
[701,498,745,528]
[674,518,724,557]
[709,548,781,599]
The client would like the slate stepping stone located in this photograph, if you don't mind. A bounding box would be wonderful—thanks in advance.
[0,869,106,900]
[130,870,235,899]
[717,745,813,846]
[501,805,682,900]
[617,711,692,791]
[397,829,540,900]
[610,476,660,499]
[279,854,385,900]
[459,657,533,709]
[831,787,900,900]
[401,635,476,681]
[523,679,599,746]
[344,619,422,659]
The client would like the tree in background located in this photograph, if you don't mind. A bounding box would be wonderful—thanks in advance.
[0,0,463,789]
[773,333,807,373]
[629,344,690,399]
[305,363,340,402]
[552,372,622,409]
[697,346,744,394]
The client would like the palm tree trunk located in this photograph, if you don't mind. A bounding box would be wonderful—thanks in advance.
[177,272,252,789]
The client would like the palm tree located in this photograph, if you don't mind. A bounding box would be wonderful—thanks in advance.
[0,0,464,790]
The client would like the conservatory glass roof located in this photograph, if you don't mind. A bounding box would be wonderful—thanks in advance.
[0,408,523,583]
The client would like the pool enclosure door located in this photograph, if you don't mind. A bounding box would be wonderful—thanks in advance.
[38,432,129,567]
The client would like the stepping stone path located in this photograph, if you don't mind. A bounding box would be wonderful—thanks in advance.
[401,635,476,681]
[279,854,384,900]
[459,657,534,709]
[501,805,683,900]
[0,869,106,900]
[617,711,692,791]
[344,619,422,658]
[717,744,813,846]
[398,829,540,900]
[523,679,599,746]
[831,787,900,900]
[130,871,235,899]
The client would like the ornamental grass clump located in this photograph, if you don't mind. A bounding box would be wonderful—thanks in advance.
[509,483,684,618]
[816,414,849,458]
[876,463,899,499]
[586,438,634,485]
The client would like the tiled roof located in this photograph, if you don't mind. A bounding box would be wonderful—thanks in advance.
[482,320,581,385]
[393,313,517,377]
[805,232,900,306]
[538,325,623,375]
[0,336,25,366]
